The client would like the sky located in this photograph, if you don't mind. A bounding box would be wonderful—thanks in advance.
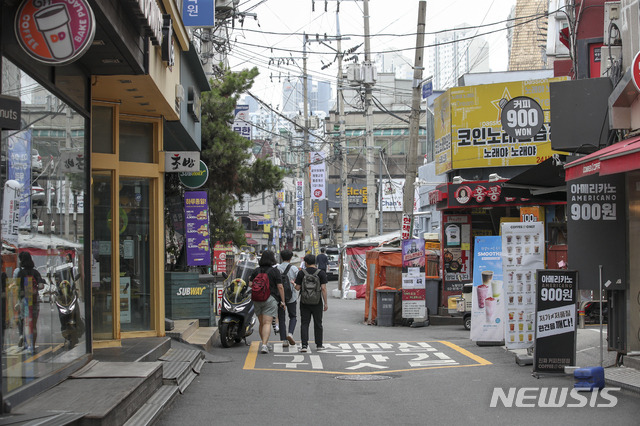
[226,0,517,111]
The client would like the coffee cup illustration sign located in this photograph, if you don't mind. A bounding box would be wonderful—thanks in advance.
[15,0,95,65]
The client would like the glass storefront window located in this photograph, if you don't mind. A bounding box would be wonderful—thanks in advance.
[91,171,114,339]
[119,178,151,332]
[119,121,153,163]
[2,57,88,395]
[92,106,114,154]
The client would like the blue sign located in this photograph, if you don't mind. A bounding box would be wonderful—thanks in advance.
[421,81,433,99]
[7,129,32,229]
[182,0,215,27]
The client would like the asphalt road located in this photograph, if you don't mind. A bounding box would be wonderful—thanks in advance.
[156,280,640,426]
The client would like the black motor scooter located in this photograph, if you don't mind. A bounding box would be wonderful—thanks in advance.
[50,263,84,349]
[219,253,257,348]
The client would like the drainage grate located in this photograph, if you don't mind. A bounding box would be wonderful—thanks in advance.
[336,374,393,381]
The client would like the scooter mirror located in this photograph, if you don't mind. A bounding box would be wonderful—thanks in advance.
[222,272,228,279]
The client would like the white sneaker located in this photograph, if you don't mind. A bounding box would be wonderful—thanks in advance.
[287,333,296,345]
[260,344,269,354]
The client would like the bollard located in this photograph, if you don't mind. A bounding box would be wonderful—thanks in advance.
[578,310,585,329]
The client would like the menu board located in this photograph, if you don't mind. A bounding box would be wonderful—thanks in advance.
[185,191,211,266]
[501,222,545,349]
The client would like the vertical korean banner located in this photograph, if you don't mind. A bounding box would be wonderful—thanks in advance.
[185,191,211,266]
[232,105,251,140]
[7,129,32,229]
[470,236,504,342]
[402,239,426,318]
[310,151,326,200]
[501,222,544,349]
[295,179,303,232]
[534,269,577,373]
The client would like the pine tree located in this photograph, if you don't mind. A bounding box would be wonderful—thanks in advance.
[199,67,284,246]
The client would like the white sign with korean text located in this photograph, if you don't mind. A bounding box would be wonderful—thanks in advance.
[310,152,326,200]
[165,151,200,172]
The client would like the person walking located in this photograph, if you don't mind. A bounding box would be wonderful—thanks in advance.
[249,251,286,354]
[15,252,44,352]
[295,253,328,352]
[276,250,299,347]
[316,247,328,274]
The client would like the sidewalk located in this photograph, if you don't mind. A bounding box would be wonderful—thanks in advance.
[507,327,640,395]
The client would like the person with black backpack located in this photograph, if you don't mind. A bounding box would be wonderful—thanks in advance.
[294,253,328,352]
[249,251,286,354]
[276,250,299,347]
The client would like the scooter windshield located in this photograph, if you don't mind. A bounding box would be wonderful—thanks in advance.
[225,278,250,304]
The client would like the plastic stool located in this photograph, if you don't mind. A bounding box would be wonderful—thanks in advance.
[574,366,605,391]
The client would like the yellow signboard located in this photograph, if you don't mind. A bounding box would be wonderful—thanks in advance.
[435,77,568,175]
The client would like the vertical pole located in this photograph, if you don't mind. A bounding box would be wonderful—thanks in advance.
[337,11,349,246]
[363,0,376,237]
[599,264,604,367]
[403,1,427,235]
[379,150,383,235]
[303,34,311,252]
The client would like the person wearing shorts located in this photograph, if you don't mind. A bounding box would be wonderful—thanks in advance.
[250,251,285,354]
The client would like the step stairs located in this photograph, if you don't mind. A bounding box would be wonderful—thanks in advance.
[7,347,207,426]
[166,319,218,351]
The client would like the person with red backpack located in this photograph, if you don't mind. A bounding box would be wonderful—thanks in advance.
[249,250,286,354]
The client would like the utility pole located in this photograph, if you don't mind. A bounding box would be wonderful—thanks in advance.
[403,1,427,234]
[302,33,312,252]
[363,0,376,237]
[337,11,349,245]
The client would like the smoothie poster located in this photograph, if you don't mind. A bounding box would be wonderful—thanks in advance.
[470,236,504,342]
[185,191,211,266]
[501,221,545,349]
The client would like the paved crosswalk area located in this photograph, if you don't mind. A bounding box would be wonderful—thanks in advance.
[244,340,492,374]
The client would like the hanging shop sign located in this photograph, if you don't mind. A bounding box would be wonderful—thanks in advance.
[182,0,215,27]
[127,0,164,45]
[232,105,251,140]
[0,95,21,130]
[15,0,96,65]
[185,191,211,266]
[428,181,563,209]
[161,14,175,67]
[165,151,199,173]
[296,180,303,231]
[567,173,626,291]
[60,151,85,173]
[434,78,567,175]
[380,178,403,211]
[188,87,202,122]
[179,160,209,189]
[534,269,577,374]
[329,183,368,208]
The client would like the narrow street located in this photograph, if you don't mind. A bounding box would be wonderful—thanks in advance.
[157,280,640,426]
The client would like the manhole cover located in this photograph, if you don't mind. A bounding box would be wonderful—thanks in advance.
[336,375,393,381]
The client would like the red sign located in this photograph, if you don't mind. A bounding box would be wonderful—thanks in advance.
[401,214,412,240]
[15,0,95,65]
[633,51,640,92]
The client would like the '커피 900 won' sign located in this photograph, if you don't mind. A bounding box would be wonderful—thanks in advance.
[500,96,544,140]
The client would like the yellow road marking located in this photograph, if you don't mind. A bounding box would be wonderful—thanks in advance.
[439,340,492,365]
[243,340,492,374]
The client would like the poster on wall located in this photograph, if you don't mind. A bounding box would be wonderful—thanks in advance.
[534,269,577,374]
[120,276,131,323]
[185,191,211,266]
[442,214,472,292]
[470,236,504,342]
[401,239,426,318]
[501,221,544,349]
